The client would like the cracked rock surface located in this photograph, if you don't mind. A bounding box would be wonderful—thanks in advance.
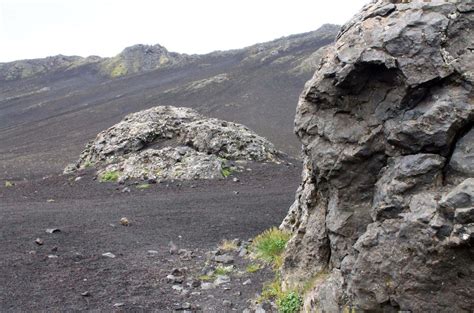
[65,106,282,182]
[281,0,473,311]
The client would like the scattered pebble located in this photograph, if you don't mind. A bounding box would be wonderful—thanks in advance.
[113,303,125,307]
[35,238,44,245]
[214,254,234,264]
[81,291,90,297]
[102,252,116,258]
[223,300,232,307]
[201,282,214,290]
[169,241,178,254]
[172,285,183,292]
[120,217,129,226]
[121,187,131,193]
[47,254,58,259]
[45,228,60,234]
[46,199,55,203]
[74,177,82,182]
[147,250,159,254]
[232,177,240,183]
[243,279,252,285]
[214,275,230,286]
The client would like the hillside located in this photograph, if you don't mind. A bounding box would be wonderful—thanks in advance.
[0,24,339,179]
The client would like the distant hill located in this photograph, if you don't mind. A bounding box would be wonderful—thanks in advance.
[0,24,339,179]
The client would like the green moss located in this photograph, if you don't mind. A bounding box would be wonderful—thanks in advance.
[100,170,120,182]
[110,62,128,77]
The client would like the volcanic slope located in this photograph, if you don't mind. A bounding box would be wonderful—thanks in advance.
[0,24,339,179]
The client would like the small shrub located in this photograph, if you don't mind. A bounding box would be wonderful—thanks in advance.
[100,170,120,182]
[251,227,291,265]
[83,161,93,168]
[277,292,302,313]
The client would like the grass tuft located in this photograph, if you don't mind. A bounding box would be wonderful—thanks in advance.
[251,227,291,265]
[246,263,262,273]
[221,166,233,178]
[100,170,120,182]
[218,239,238,252]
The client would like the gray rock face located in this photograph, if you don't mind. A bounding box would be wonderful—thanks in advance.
[65,106,281,182]
[281,0,474,312]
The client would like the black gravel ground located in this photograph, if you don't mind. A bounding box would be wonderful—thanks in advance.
[0,161,301,312]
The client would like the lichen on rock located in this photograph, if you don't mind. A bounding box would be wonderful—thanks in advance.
[280,0,473,311]
[65,105,282,182]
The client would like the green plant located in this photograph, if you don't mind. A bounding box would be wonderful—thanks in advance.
[214,265,233,276]
[260,276,284,301]
[100,170,120,182]
[218,239,238,252]
[246,263,262,273]
[83,161,93,168]
[198,274,213,281]
[277,292,302,313]
[221,166,233,178]
[251,227,291,265]
[5,181,13,187]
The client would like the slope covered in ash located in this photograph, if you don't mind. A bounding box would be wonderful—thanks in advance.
[0,25,338,179]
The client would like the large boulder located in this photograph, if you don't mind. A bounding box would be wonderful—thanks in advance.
[281,0,473,311]
[65,106,282,182]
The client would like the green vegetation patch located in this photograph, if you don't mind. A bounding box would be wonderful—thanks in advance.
[246,263,262,273]
[277,291,303,313]
[220,166,233,178]
[251,227,291,265]
[218,239,238,252]
[100,170,120,182]
[214,265,233,276]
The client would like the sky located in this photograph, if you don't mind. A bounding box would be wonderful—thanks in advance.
[0,0,369,62]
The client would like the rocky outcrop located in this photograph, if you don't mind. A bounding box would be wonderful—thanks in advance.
[65,106,282,182]
[281,0,473,312]
[99,44,194,77]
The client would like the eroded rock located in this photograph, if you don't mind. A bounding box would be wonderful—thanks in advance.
[65,106,282,182]
[281,0,474,312]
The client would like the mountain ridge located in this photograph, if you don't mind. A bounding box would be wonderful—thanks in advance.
[0,24,340,179]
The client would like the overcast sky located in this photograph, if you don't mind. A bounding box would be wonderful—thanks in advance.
[0,0,369,62]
